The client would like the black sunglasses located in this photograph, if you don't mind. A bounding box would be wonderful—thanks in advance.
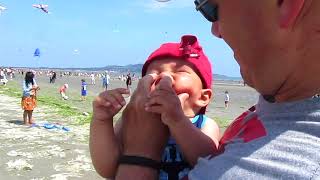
[194,0,219,22]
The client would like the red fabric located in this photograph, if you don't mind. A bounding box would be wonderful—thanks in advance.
[59,86,66,93]
[205,106,267,161]
[142,35,212,89]
[218,106,267,152]
[142,35,213,114]
[21,96,37,110]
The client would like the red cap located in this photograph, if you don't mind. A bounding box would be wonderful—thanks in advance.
[142,35,213,114]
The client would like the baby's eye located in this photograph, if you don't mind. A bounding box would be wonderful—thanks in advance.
[148,70,159,74]
[176,70,190,74]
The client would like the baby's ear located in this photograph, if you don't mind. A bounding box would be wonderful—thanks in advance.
[195,89,212,107]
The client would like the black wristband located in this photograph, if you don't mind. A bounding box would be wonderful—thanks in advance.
[118,155,162,170]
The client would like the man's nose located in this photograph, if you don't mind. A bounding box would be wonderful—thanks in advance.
[211,22,222,38]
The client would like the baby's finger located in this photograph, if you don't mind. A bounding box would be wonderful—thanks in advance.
[149,88,175,98]
[105,94,123,109]
[114,88,130,95]
[145,96,165,107]
[138,73,158,92]
[156,75,174,91]
[97,91,112,106]
[112,89,129,105]
[93,96,112,108]
[178,93,190,105]
[148,89,161,98]
[145,105,163,114]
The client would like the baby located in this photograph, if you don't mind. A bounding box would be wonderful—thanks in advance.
[90,35,220,179]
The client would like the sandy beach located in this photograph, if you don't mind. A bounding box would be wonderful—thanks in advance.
[0,93,103,180]
[27,74,259,122]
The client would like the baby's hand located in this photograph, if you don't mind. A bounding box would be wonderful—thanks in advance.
[144,76,189,127]
[92,88,130,123]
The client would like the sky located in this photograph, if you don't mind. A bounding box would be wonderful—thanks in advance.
[0,0,241,77]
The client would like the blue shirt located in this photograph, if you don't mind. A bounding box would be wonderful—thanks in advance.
[159,114,208,180]
[81,82,87,96]
[22,79,37,97]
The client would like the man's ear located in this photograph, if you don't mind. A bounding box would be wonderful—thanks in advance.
[195,89,212,108]
[278,0,305,28]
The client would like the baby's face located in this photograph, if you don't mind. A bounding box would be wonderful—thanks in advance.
[145,58,204,115]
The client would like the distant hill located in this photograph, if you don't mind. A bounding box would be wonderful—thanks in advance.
[20,64,242,81]
[79,64,242,80]
[213,74,242,81]
[56,64,143,74]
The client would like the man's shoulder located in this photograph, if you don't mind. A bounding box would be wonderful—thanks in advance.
[189,109,320,180]
[189,130,320,179]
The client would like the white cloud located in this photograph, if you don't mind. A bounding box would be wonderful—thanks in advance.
[112,29,120,33]
[138,0,193,13]
[143,1,169,12]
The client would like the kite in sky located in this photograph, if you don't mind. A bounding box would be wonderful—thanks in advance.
[73,49,80,55]
[0,5,7,15]
[32,4,49,14]
[34,48,41,57]
[155,0,171,2]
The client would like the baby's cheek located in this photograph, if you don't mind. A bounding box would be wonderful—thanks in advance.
[173,85,194,95]
[173,76,200,95]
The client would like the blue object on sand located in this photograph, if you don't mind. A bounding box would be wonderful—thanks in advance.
[43,123,56,129]
[30,123,40,128]
[30,122,70,132]
[62,127,70,131]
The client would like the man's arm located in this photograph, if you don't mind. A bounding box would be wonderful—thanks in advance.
[116,165,158,180]
[115,74,169,179]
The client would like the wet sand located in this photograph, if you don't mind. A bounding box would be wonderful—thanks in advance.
[0,93,103,180]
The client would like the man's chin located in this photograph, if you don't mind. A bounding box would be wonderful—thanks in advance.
[240,69,253,87]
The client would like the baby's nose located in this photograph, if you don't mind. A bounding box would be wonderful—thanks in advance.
[155,72,174,87]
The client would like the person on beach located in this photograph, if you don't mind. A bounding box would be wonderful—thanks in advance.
[224,90,229,109]
[125,73,132,89]
[21,71,39,125]
[59,84,69,100]
[0,68,8,85]
[114,0,320,179]
[90,73,96,85]
[102,72,110,90]
[81,79,87,101]
[90,35,220,179]
[50,71,56,84]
